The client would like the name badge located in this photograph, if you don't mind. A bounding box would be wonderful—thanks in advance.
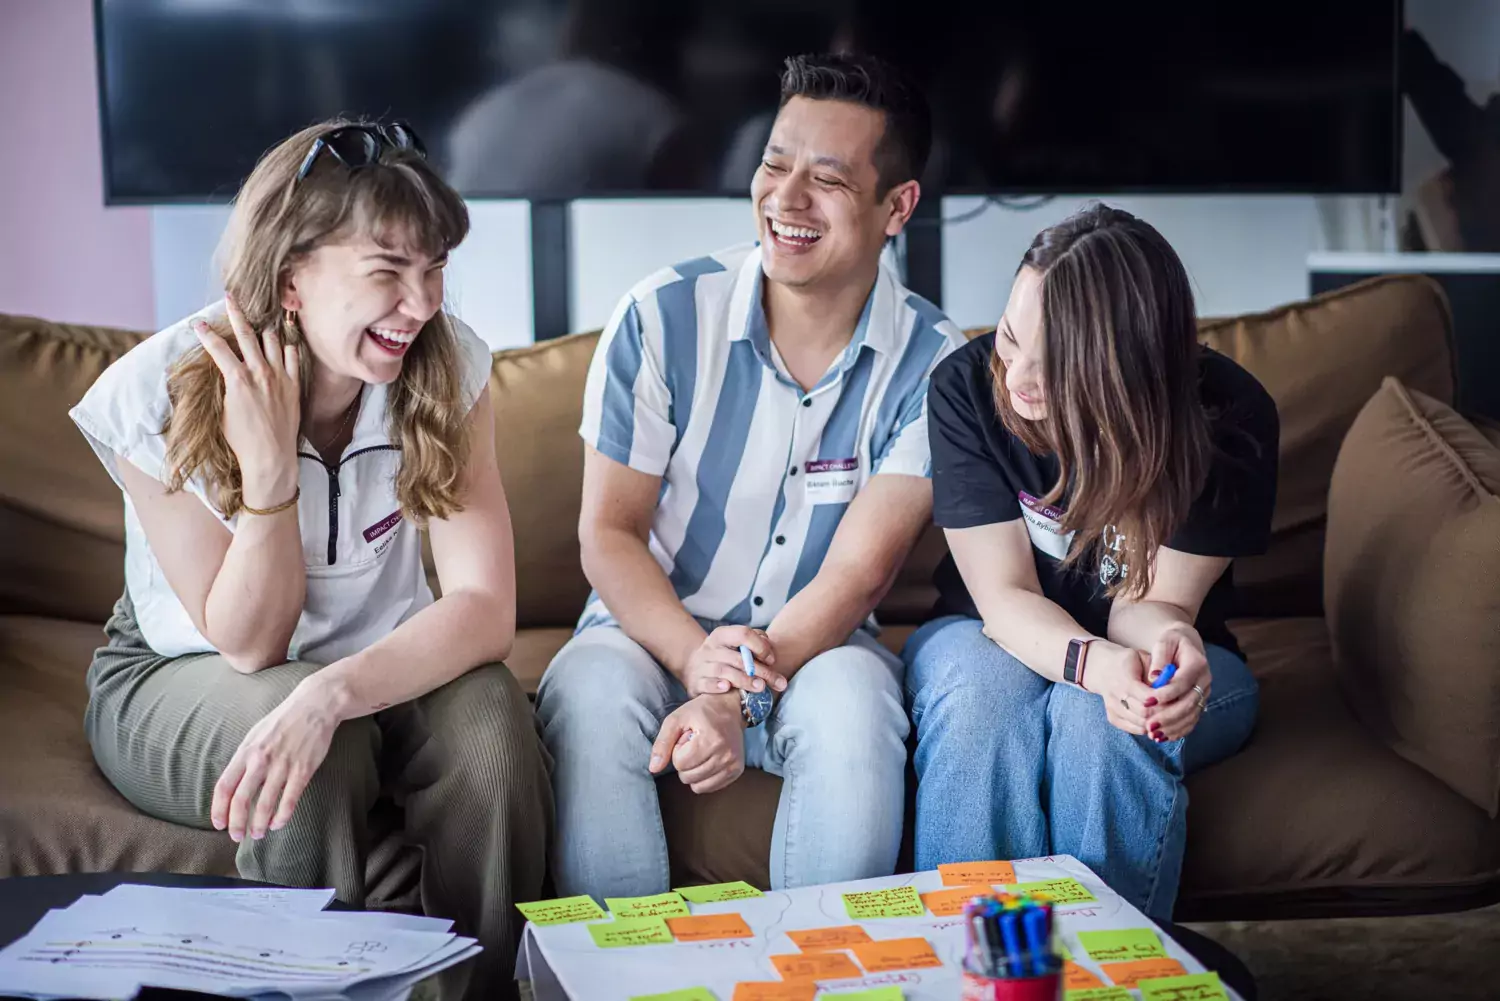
[1018,490,1074,560]
[804,458,860,505]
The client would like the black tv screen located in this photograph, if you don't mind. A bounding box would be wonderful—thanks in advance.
[95,0,1402,202]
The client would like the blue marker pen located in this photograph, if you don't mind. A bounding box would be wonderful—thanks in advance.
[999,908,1025,978]
[1151,662,1177,689]
[1022,904,1050,976]
[738,644,756,678]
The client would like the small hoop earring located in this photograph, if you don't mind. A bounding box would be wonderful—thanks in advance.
[283,309,299,338]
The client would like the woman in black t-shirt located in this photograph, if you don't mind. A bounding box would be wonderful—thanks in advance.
[904,205,1278,921]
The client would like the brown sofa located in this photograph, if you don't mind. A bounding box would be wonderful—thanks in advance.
[3,275,1497,922]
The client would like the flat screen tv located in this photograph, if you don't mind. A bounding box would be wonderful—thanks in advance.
[95,0,1402,203]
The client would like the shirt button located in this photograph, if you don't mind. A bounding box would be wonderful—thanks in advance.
[801,398,812,408]
[753,596,764,607]
[789,466,798,477]
[775,535,786,545]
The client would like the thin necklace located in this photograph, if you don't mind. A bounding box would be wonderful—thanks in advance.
[313,394,359,456]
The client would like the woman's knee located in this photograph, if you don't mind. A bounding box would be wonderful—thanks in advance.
[904,617,1047,723]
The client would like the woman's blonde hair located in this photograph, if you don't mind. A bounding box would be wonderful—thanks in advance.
[162,119,473,522]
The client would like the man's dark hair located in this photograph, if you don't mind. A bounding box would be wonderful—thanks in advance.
[779,52,932,197]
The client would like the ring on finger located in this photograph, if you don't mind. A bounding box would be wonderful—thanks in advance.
[1193,684,1207,711]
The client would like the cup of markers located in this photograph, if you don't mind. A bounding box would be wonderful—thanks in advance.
[959,892,1062,1001]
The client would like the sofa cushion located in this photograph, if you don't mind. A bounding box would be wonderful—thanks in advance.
[1197,275,1455,618]
[1324,379,1500,815]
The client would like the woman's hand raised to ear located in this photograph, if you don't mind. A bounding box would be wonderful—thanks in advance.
[192,296,301,507]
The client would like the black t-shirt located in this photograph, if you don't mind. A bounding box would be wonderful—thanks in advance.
[928,333,1279,658]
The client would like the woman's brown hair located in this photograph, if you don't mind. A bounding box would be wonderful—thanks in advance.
[162,119,472,522]
[990,203,1212,600]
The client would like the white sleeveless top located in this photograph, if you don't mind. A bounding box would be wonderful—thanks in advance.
[69,301,494,664]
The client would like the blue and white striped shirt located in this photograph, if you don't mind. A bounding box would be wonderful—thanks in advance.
[578,243,966,631]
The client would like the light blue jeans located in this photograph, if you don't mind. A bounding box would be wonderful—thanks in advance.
[536,625,909,900]
[903,616,1259,922]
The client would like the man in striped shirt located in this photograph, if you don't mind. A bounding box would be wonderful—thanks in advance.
[537,53,966,898]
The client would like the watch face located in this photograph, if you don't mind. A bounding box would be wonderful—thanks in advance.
[742,688,774,724]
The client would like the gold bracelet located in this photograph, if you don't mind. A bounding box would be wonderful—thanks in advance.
[242,486,300,517]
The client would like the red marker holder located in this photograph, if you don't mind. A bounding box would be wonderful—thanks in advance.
[960,968,1062,1001]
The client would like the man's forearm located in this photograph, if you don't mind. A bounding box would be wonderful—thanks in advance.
[583,526,707,679]
[764,559,893,680]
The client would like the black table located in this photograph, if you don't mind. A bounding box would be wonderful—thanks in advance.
[1162,920,1257,1001]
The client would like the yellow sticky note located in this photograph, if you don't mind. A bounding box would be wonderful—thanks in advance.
[676,881,765,903]
[515,895,607,926]
[1138,972,1230,1001]
[842,885,924,919]
[632,991,718,1001]
[1006,878,1098,906]
[667,913,754,942]
[849,937,942,973]
[1077,929,1167,963]
[787,926,873,952]
[938,861,1017,886]
[588,917,675,948]
[1063,989,1133,1001]
[607,892,691,918]
[1100,958,1188,988]
[822,990,904,1000]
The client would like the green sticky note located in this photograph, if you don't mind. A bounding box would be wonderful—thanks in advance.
[515,895,607,926]
[588,917,675,948]
[824,989,904,1000]
[1078,928,1168,963]
[1138,972,1229,1001]
[1005,878,1098,906]
[842,885,924,919]
[1064,989,1133,1001]
[674,881,765,904]
[606,892,691,918]
[630,990,718,1001]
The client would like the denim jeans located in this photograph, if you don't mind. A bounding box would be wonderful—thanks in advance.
[903,615,1259,921]
[536,625,909,900]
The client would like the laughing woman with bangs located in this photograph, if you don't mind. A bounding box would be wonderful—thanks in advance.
[904,204,1278,921]
[68,120,551,1000]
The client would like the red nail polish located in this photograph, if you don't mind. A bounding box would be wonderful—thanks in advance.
[1145,697,1158,707]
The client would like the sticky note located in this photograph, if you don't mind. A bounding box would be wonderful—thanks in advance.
[667,913,754,942]
[588,917,675,948]
[676,881,765,904]
[1078,929,1168,963]
[631,991,718,1001]
[822,990,904,1000]
[732,983,816,1001]
[607,892,691,918]
[842,885,924,919]
[921,885,999,917]
[1138,972,1230,1001]
[515,895,607,926]
[1100,958,1189,988]
[1006,878,1098,906]
[1064,961,1107,990]
[770,950,863,981]
[850,936,942,973]
[1063,989,1133,1001]
[787,926,873,952]
[938,861,1017,886]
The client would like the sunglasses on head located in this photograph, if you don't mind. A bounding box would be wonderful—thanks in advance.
[296,121,426,181]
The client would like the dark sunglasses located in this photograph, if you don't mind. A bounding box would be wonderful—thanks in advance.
[296,121,426,181]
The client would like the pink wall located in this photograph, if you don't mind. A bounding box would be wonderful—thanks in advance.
[0,0,154,329]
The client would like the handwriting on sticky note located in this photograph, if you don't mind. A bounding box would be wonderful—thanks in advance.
[1101,958,1189,988]
[515,895,606,926]
[1006,878,1097,906]
[938,861,1017,886]
[820,989,903,1000]
[676,881,765,904]
[607,892,690,918]
[842,885,923,919]
[850,936,942,973]
[1138,972,1230,1001]
[770,950,863,981]
[920,885,998,917]
[732,981,817,1000]
[631,990,718,1001]
[1064,961,1107,989]
[667,913,753,942]
[1078,928,1168,963]
[588,917,675,948]
[787,926,873,952]
[1063,989,1134,1001]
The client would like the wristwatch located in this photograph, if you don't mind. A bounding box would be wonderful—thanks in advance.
[1063,637,1095,689]
[740,686,774,728]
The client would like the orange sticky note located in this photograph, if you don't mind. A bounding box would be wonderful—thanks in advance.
[770,951,863,982]
[850,936,943,973]
[732,983,817,1001]
[921,885,998,917]
[786,926,873,952]
[1102,958,1189,988]
[938,861,1017,886]
[1065,961,1108,989]
[667,913,754,942]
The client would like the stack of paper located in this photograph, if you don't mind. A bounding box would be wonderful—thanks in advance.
[0,884,479,1000]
